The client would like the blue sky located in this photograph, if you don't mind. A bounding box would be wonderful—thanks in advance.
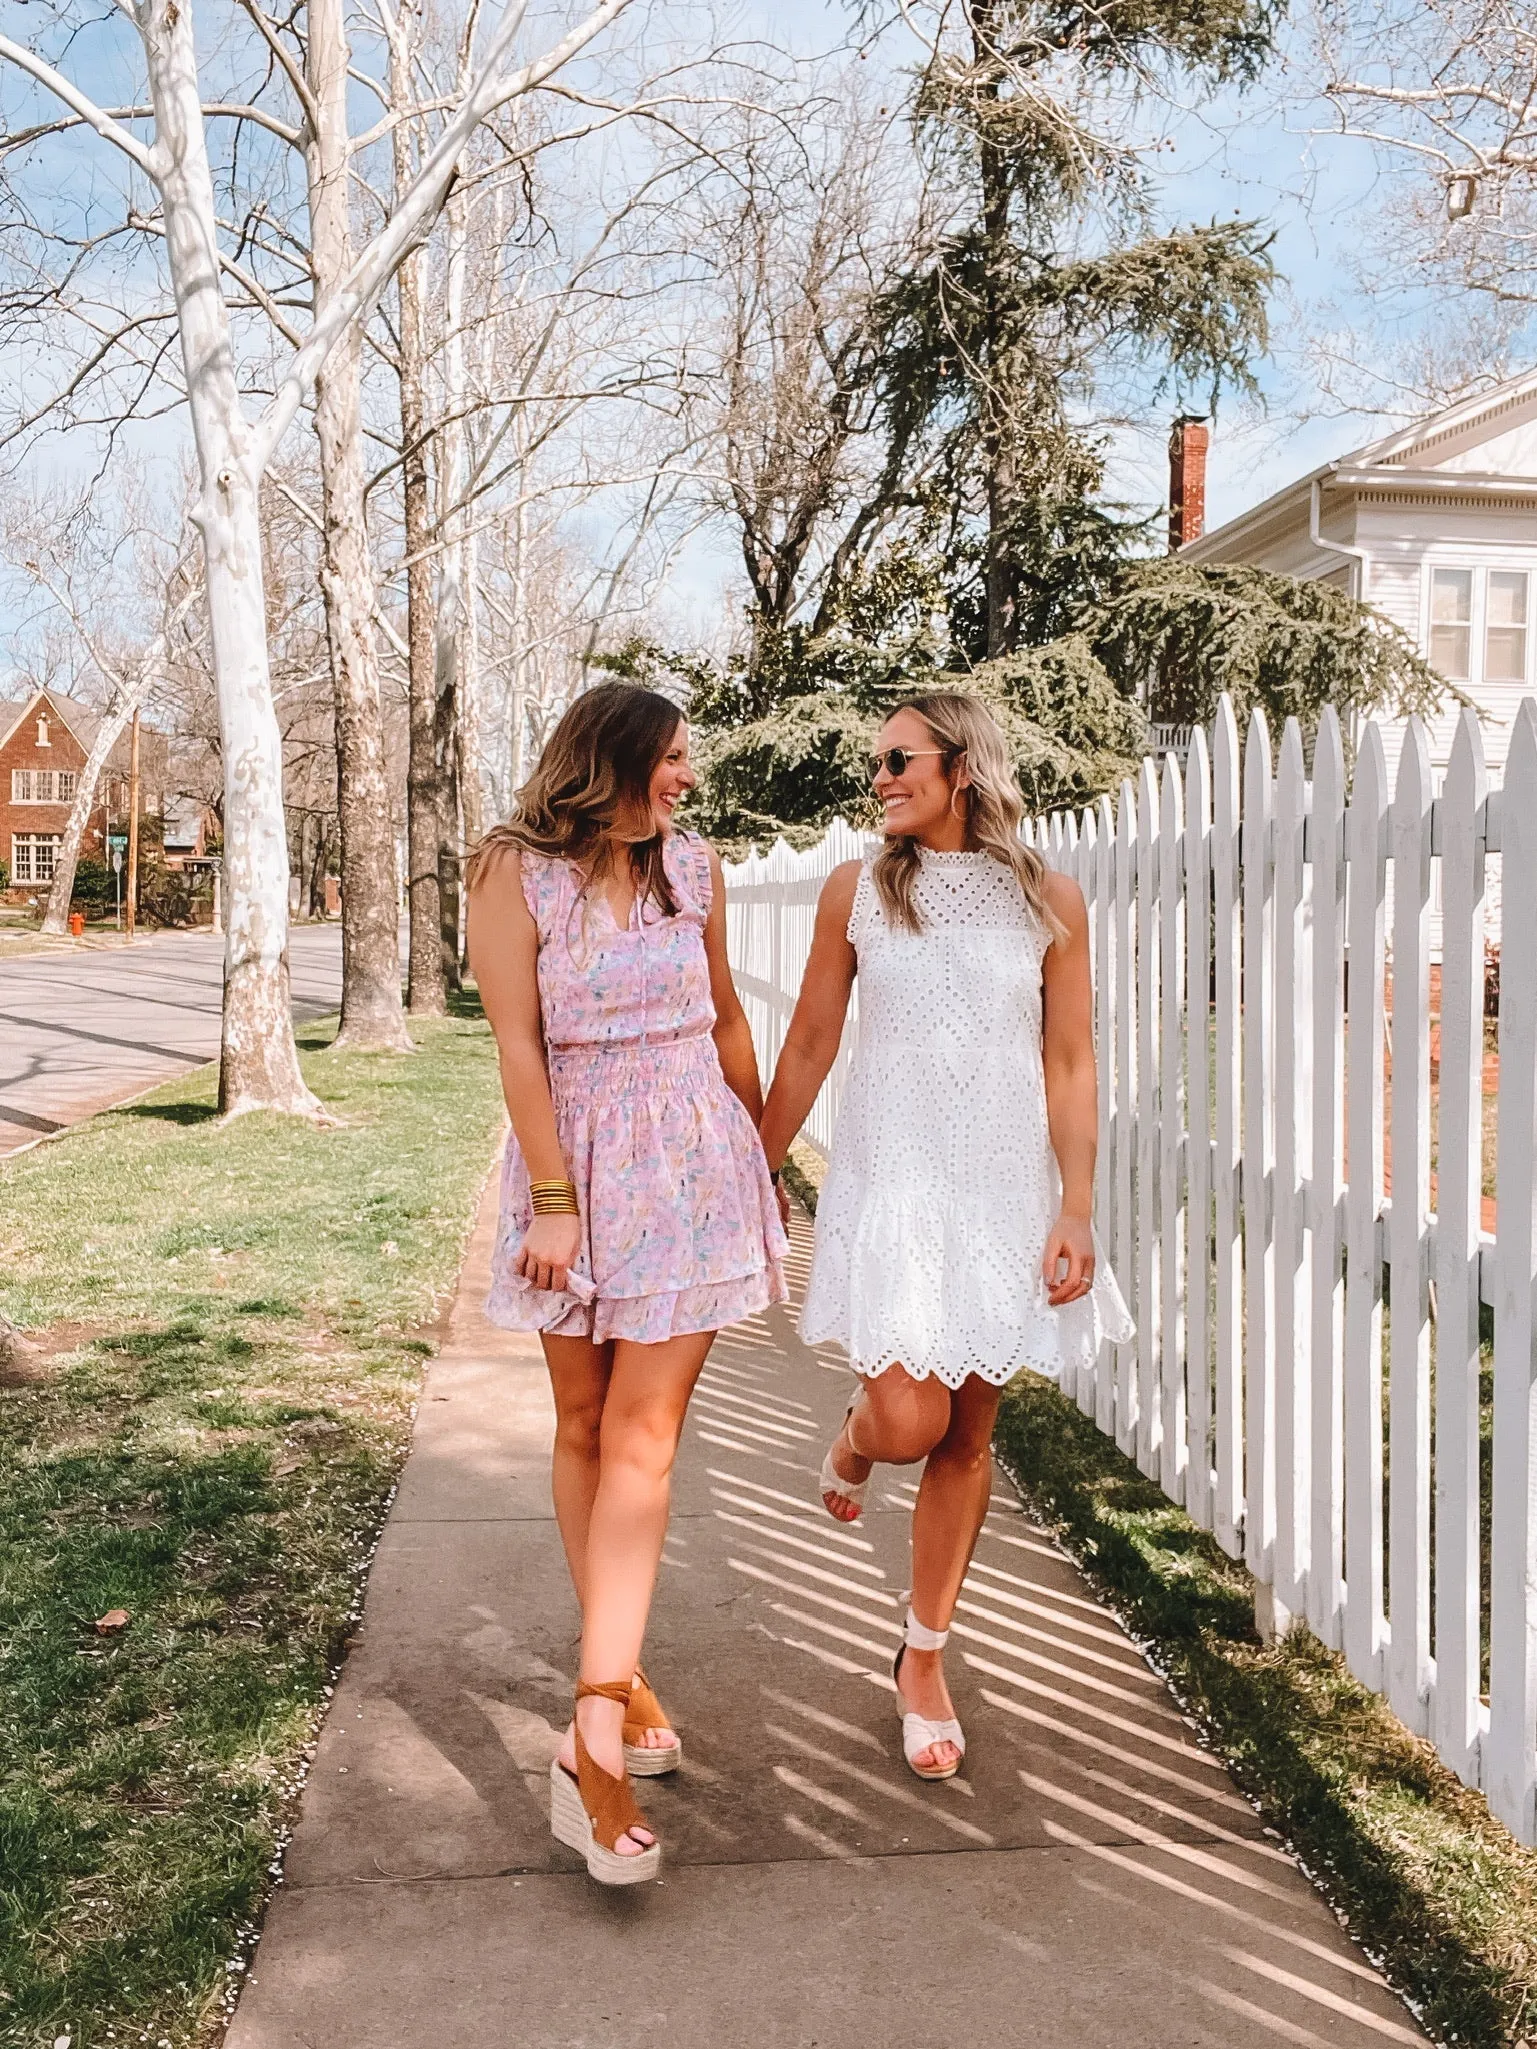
[655,0,1432,626]
[0,0,1514,654]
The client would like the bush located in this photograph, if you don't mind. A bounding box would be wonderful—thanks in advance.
[70,856,112,913]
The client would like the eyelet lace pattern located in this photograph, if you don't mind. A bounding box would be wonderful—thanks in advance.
[799,849,1133,1388]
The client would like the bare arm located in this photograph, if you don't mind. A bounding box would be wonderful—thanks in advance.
[465,848,579,1293]
[702,842,765,1122]
[758,861,861,1173]
[1039,871,1098,1305]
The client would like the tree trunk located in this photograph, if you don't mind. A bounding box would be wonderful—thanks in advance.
[391,27,446,1018]
[975,4,1018,660]
[308,820,330,920]
[40,676,144,934]
[434,566,463,992]
[437,181,481,870]
[305,0,412,1053]
[458,523,485,845]
[139,0,320,1118]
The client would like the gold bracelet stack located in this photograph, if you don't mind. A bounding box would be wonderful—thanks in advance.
[529,1177,580,1216]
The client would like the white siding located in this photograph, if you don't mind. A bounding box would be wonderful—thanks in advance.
[1369,557,1421,638]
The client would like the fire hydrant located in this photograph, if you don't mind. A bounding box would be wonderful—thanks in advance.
[68,912,84,937]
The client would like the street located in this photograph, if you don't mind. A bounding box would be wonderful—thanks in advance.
[0,926,345,1155]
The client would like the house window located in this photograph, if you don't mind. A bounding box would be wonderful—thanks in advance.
[9,768,77,802]
[1486,570,1529,684]
[35,715,50,745]
[1430,567,1473,680]
[12,834,61,883]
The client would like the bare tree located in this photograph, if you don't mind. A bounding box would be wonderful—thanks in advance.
[0,0,637,1116]
[684,81,935,685]
[0,490,201,932]
[1313,0,1537,331]
[363,79,709,987]
[37,577,203,936]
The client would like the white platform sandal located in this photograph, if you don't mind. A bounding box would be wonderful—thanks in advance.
[893,1607,966,1781]
[818,1404,870,1522]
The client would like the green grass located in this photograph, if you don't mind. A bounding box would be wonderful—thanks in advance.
[994,1376,1537,2049]
[0,1002,505,2049]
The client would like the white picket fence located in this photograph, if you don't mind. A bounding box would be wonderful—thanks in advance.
[721,693,1537,1848]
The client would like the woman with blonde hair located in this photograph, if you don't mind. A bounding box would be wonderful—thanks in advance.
[758,690,1130,1780]
[467,681,786,1884]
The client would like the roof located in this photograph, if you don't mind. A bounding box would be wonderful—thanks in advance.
[0,687,112,756]
[1183,364,1537,564]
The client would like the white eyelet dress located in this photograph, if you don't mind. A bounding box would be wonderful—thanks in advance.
[799,848,1133,1389]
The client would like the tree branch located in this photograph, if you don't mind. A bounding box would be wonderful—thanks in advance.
[0,34,157,176]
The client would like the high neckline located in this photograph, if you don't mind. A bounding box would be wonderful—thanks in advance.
[915,845,991,864]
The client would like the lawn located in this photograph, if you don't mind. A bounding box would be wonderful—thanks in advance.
[0,1002,505,2049]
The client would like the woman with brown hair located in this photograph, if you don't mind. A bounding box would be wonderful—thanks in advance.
[758,691,1130,1783]
[467,682,786,1885]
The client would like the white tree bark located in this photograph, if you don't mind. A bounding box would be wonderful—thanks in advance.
[435,178,471,855]
[40,684,140,935]
[0,0,640,1109]
[390,0,446,1018]
[37,572,201,936]
[304,0,412,1052]
[139,0,322,1118]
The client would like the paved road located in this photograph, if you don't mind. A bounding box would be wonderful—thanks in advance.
[0,927,344,1154]
[226,1189,1425,2049]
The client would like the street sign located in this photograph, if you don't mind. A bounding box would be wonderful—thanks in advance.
[107,833,128,852]
[111,850,123,873]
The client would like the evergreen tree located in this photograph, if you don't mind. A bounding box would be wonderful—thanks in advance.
[878,0,1278,657]
[1081,555,1447,736]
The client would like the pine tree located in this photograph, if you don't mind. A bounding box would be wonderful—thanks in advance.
[879,0,1278,656]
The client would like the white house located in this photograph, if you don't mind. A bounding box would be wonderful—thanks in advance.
[1180,368,1537,791]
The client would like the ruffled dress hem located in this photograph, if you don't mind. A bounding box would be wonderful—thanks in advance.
[487,1261,787,1344]
[798,1274,1134,1391]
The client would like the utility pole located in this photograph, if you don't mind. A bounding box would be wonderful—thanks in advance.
[126,708,141,940]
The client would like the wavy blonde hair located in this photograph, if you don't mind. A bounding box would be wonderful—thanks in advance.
[465,681,685,917]
[872,691,1062,938]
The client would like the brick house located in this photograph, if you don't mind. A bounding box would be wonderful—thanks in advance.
[0,689,109,897]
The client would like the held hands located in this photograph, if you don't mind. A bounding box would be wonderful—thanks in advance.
[516,1213,582,1295]
[1042,1211,1094,1307]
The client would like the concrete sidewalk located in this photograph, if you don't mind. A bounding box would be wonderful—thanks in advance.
[227,1185,1426,2049]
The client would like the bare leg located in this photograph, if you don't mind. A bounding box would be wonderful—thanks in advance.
[542,1332,675,1768]
[900,1375,1004,1772]
[574,1327,716,1852]
[542,1332,612,1603]
[821,1363,951,1522]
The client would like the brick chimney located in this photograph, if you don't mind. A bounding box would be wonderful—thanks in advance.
[1168,415,1209,552]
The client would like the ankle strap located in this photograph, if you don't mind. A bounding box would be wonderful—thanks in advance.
[904,1606,949,1652]
[576,1677,634,1707]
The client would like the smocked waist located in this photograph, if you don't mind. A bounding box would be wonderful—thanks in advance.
[547,1027,720,1096]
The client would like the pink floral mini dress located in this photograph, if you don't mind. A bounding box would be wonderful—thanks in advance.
[487,829,788,1343]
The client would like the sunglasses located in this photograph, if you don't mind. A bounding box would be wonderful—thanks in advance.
[867,747,944,780]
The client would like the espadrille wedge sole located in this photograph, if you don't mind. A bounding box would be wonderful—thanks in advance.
[549,1757,660,1884]
[549,1678,661,1886]
[622,1667,681,1777]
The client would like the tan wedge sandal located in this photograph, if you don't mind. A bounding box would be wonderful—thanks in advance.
[623,1666,681,1777]
[549,1679,662,1886]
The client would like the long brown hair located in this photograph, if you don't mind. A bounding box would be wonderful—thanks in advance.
[872,691,1062,938]
[466,682,686,915]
